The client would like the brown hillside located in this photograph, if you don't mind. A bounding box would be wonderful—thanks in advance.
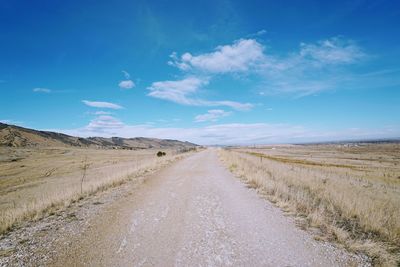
[0,123,198,149]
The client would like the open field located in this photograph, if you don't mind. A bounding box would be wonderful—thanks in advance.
[1,149,366,266]
[0,147,193,234]
[219,143,400,266]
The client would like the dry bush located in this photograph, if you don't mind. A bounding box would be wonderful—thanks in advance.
[219,145,400,266]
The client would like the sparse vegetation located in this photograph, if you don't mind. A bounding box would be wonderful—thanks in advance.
[80,156,90,194]
[219,144,400,266]
[0,147,192,235]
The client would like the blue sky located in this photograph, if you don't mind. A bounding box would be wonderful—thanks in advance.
[1,0,399,145]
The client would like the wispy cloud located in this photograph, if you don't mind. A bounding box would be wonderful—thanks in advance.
[119,70,135,89]
[33,87,51,93]
[122,70,130,79]
[299,37,365,65]
[256,37,366,96]
[168,39,265,73]
[198,100,252,111]
[82,100,123,109]
[148,76,207,104]
[256,29,267,36]
[94,111,112,115]
[247,29,267,38]
[85,115,125,133]
[149,37,366,110]
[195,109,231,122]
[147,77,253,110]
[166,37,367,97]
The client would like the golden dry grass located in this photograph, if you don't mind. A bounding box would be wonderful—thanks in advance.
[219,143,400,266]
[0,147,192,234]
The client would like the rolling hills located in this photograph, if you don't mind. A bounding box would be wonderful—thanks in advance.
[0,123,197,149]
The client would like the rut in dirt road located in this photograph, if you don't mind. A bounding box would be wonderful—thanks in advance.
[51,149,361,266]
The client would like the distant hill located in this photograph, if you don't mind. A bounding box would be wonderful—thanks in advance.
[0,123,198,150]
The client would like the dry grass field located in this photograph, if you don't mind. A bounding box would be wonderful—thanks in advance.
[0,147,191,235]
[219,143,400,266]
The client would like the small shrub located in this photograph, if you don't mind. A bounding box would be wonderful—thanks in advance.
[157,151,166,157]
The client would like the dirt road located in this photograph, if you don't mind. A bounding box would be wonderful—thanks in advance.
[51,149,361,266]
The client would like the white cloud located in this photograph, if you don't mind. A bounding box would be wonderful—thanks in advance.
[118,70,135,89]
[299,37,365,65]
[94,111,112,115]
[85,115,125,133]
[166,36,366,97]
[119,80,135,89]
[256,29,267,36]
[203,100,252,111]
[151,36,367,110]
[33,88,51,93]
[169,39,265,73]
[148,76,206,105]
[195,109,232,122]
[147,77,252,110]
[256,37,366,96]
[57,116,400,145]
[247,29,267,38]
[82,100,123,109]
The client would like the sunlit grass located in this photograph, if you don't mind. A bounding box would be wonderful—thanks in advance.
[219,144,400,266]
[0,147,192,234]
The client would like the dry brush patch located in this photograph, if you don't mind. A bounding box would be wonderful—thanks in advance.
[0,147,194,235]
[219,144,400,266]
